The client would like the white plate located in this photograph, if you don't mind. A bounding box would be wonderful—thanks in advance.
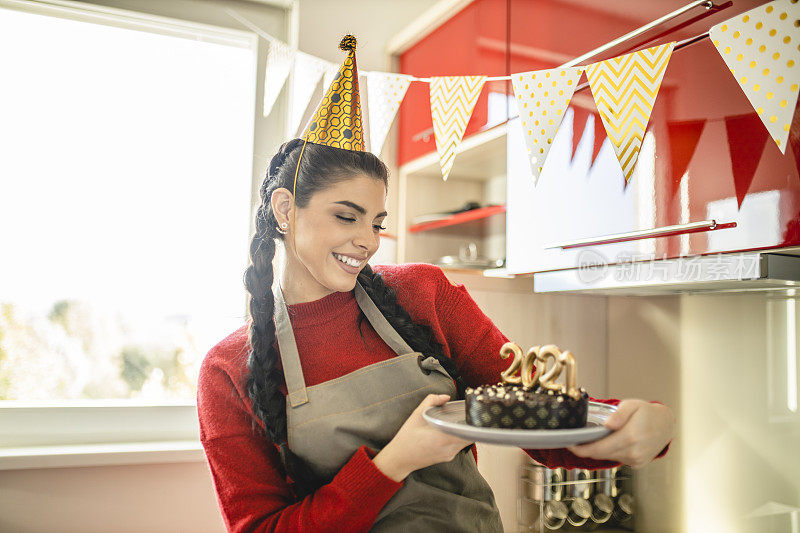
[422,400,617,449]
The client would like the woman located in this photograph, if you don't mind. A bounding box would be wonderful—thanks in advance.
[197,36,674,532]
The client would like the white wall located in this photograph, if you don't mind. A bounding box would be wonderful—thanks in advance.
[296,0,435,71]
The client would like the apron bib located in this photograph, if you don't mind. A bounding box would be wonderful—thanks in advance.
[274,281,503,532]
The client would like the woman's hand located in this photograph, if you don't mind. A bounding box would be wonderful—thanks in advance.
[372,394,474,482]
[567,399,675,469]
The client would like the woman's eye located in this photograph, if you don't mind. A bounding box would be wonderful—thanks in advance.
[336,215,385,231]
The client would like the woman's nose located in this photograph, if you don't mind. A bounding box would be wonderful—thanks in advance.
[353,223,378,251]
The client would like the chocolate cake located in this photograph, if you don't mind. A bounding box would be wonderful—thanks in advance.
[465,343,589,430]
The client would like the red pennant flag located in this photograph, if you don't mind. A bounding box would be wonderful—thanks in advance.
[570,107,591,162]
[591,113,605,166]
[724,113,768,209]
[666,119,706,198]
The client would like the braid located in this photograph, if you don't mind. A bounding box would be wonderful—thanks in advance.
[244,139,323,498]
[356,264,469,400]
[267,138,304,186]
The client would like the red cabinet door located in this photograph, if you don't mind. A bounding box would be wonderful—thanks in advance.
[505,0,800,274]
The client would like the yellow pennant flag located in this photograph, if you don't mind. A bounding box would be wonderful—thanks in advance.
[586,42,675,184]
[429,76,486,181]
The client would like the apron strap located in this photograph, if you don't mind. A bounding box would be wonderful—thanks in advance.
[274,281,309,407]
[274,280,416,408]
[354,282,415,356]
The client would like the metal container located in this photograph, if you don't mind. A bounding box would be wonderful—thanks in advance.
[525,466,564,502]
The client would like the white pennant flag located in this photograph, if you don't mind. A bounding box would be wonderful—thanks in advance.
[367,72,412,156]
[288,52,332,136]
[322,62,340,96]
[512,67,584,185]
[709,0,800,153]
[263,39,295,117]
[430,76,486,181]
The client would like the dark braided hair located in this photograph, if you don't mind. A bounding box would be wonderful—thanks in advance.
[243,139,469,498]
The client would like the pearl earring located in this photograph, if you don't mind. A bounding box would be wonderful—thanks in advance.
[276,222,288,235]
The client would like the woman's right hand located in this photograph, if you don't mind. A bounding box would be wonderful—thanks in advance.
[372,394,474,482]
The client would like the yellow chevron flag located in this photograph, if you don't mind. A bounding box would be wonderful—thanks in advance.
[586,42,675,184]
[430,76,486,181]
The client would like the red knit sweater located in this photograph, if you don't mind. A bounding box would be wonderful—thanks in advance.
[197,263,658,532]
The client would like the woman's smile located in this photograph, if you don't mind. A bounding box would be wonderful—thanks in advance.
[332,252,365,274]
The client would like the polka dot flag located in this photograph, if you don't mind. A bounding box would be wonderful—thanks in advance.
[512,67,584,185]
[710,0,800,154]
[367,72,412,156]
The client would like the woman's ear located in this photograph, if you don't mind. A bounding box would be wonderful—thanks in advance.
[271,188,294,227]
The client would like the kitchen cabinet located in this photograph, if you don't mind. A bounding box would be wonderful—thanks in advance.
[396,0,800,275]
[504,0,800,274]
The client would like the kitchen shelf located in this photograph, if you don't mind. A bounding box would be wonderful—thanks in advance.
[408,205,506,233]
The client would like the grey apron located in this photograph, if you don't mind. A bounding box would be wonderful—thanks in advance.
[274,281,503,532]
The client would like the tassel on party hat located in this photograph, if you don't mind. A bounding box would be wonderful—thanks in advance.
[302,35,365,151]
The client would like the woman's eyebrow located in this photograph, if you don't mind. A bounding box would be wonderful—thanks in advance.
[332,200,387,218]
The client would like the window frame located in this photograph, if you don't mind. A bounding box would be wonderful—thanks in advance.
[0,0,291,463]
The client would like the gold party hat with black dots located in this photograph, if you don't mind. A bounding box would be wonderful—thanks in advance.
[302,35,364,151]
[289,35,365,251]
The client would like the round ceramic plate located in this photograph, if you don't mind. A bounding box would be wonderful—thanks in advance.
[422,400,616,449]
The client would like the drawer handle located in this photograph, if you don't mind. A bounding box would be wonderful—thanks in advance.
[543,220,737,249]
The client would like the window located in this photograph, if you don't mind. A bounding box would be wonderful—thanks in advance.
[0,2,257,411]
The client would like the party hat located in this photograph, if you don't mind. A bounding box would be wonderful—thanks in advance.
[301,35,365,151]
[290,36,365,251]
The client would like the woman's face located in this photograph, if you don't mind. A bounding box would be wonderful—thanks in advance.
[283,174,387,297]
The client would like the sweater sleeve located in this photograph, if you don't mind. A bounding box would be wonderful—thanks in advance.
[427,265,669,470]
[197,355,403,532]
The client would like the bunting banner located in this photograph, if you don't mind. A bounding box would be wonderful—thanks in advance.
[288,52,333,136]
[586,42,675,184]
[263,39,295,117]
[430,76,486,181]
[244,7,798,191]
[512,67,584,184]
[709,0,800,154]
[367,72,413,156]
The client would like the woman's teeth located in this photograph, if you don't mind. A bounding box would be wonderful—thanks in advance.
[334,253,363,267]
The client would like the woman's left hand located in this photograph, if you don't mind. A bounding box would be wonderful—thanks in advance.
[567,399,675,469]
